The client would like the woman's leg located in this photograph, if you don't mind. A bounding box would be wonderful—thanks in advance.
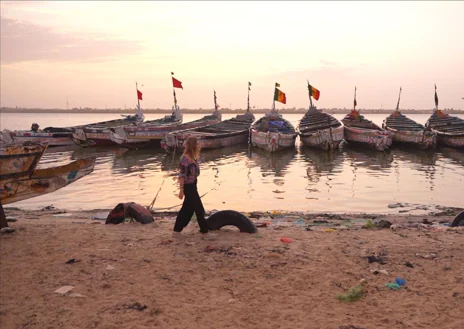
[190,185,209,233]
[173,186,195,232]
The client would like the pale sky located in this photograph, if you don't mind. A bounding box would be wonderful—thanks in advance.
[1,1,463,110]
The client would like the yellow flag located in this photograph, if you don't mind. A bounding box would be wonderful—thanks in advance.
[275,83,280,87]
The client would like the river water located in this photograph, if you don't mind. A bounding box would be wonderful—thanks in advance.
[1,112,463,213]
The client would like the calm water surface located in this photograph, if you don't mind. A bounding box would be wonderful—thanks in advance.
[1,112,463,213]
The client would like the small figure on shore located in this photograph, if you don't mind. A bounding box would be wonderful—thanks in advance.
[173,136,209,234]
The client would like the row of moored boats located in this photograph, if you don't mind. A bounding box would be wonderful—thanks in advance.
[2,82,463,153]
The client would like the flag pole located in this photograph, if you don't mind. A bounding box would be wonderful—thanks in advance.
[272,84,276,112]
[434,84,438,112]
[396,87,402,111]
[172,72,178,111]
[214,90,218,111]
[307,80,313,109]
[247,84,250,112]
[354,86,357,111]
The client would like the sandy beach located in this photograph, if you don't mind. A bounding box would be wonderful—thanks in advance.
[1,207,464,329]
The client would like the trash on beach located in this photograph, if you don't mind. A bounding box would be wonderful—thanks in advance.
[337,285,363,302]
[54,286,74,295]
[65,258,80,264]
[106,265,115,270]
[68,293,86,298]
[362,219,376,229]
[405,262,414,268]
[323,228,337,232]
[375,219,392,229]
[395,277,406,286]
[6,216,17,222]
[371,269,389,275]
[52,213,73,217]
[204,245,232,253]
[416,253,437,260]
[124,302,147,311]
[385,282,401,290]
[366,256,386,264]
[0,227,16,234]
[280,237,293,244]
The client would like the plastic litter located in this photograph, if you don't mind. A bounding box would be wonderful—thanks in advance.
[395,277,406,286]
[280,237,293,244]
[385,282,401,290]
[337,285,363,302]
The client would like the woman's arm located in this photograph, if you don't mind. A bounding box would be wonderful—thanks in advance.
[178,176,185,199]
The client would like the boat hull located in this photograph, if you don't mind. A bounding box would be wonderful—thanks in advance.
[436,133,464,148]
[250,130,297,152]
[162,130,249,152]
[0,142,48,184]
[110,116,219,149]
[387,128,436,149]
[7,131,74,147]
[299,126,344,151]
[1,157,96,205]
[343,126,393,151]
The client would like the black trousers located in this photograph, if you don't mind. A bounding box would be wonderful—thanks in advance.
[173,182,209,233]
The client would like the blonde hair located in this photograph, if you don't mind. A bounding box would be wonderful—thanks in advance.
[183,136,200,159]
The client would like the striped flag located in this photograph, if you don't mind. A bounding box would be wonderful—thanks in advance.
[307,81,320,101]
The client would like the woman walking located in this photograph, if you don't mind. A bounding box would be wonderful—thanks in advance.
[173,136,209,234]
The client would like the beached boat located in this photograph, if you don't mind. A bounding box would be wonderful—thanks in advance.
[0,141,48,184]
[161,83,255,152]
[1,157,96,205]
[425,85,464,148]
[250,83,297,152]
[298,82,344,151]
[1,124,75,147]
[342,87,392,151]
[110,91,222,149]
[383,88,436,149]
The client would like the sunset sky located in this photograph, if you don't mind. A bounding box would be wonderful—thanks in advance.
[1,1,463,111]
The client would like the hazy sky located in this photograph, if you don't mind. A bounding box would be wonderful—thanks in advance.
[1,1,463,111]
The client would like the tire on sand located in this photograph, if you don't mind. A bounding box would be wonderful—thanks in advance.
[207,210,257,233]
[451,210,464,227]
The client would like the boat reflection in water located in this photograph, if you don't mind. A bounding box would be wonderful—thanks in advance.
[300,146,344,183]
[342,142,394,171]
[437,146,464,166]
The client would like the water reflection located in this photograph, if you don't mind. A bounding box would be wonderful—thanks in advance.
[438,147,464,166]
[343,144,394,171]
[111,148,166,175]
[247,147,297,176]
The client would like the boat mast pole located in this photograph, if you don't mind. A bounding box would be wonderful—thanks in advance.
[247,84,250,112]
[307,80,313,109]
[214,90,218,111]
[136,81,141,117]
[272,83,276,112]
[172,72,178,111]
[434,84,438,112]
[353,86,357,112]
[396,87,402,111]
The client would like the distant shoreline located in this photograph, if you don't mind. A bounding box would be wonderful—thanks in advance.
[1,107,463,114]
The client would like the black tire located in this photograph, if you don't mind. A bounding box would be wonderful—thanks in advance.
[451,210,464,227]
[126,202,154,224]
[207,210,257,233]
[106,203,126,224]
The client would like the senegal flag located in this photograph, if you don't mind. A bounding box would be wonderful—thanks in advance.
[308,83,320,101]
[274,88,286,104]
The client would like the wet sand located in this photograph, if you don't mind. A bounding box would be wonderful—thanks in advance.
[1,208,463,329]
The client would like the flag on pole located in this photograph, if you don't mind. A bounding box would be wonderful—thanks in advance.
[275,82,280,87]
[172,77,183,89]
[274,88,286,104]
[434,84,438,108]
[307,82,320,101]
[171,72,174,75]
[137,89,143,100]
[248,82,252,91]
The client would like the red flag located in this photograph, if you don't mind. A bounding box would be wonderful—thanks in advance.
[172,77,183,89]
[171,72,174,75]
[137,89,143,100]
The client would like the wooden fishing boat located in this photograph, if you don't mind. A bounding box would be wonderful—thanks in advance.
[1,157,96,205]
[1,123,76,147]
[0,142,48,184]
[161,112,254,152]
[425,85,464,148]
[298,81,344,151]
[250,83,297,152]
[383,88,436,149]
[342,87,392,151]
[110,91,222,149]
[161,83,255,152]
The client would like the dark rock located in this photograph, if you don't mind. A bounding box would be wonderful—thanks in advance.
[375,219,392,229]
